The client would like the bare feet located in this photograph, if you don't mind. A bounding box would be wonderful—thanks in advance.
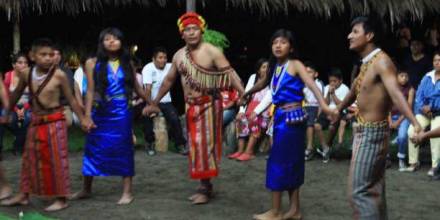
[253,209,283,220]
[0,193,29,206]
[191,194,209,205]
[69,190,91,200]
[0,186,12,200]
[44,199,69,212]
[282,210,302,220]
[188,193,202,201]
[117,193,134,205]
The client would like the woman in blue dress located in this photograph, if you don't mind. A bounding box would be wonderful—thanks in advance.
[72,28,147,205]
[249,29,334,220]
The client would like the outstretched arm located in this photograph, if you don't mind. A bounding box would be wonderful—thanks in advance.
[292,60,331,114]
[377,56,421,132]
[243,73,269,97]
[133,73,148,103]
[336,87,356,114]
[211,46,245,95]
[59,70,94,131]
[84,58,96,118]
[152,61,178,105]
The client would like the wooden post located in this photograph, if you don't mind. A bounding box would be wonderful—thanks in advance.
[12,18,20,54]
[186,0,196,12]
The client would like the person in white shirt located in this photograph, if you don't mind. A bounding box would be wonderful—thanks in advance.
[303,62,324,161]
[314,68,350,163]
[142,47,186,156]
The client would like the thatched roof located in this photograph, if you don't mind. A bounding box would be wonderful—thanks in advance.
[1,0,439,24]
[0,0,168,18]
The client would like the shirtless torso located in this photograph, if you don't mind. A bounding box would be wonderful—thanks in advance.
[147,42,244,107]
[11,67,67,114]
[174,43,239,98]
[356,52,394,122]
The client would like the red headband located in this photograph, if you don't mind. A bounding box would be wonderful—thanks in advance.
[177,12,206,33]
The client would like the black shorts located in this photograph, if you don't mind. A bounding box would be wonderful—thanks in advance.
[304,106,319,127]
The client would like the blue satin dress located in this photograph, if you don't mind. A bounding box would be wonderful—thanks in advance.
[266,64,306,191]
[82,63,134,177]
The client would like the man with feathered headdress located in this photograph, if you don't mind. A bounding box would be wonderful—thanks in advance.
[144,12,245,204]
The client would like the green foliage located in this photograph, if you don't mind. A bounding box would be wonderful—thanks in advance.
[203,29,230,51]
[0,212,14,220]
[19,212,57,220]
[0,212,57,220]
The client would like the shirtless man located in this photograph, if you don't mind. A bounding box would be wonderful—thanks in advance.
[145,12,245,204]
[1,38,92,211]
[336,17,421,219]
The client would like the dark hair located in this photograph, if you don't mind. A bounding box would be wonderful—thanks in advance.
[31,38,55,52]
[131,56,143,73]
[95,27,134,100]
[152,47,168,58]
[80,52,96,66]
[351,16,382,45]
[409,37,424,45]
[265,29,298,87]
[53,44,62,53]
[328,68,343,80]
[397,70,409,75]
[433,50,440,58]
[11,52,28,64]
[303,61,318,72]
[254,58,268,82]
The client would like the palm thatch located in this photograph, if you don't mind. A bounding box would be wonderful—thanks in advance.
[223,0,440,25]
[1,0,439,24]
[0,0,168,19]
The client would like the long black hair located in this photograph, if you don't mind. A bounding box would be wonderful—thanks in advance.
[95,27,134,100]
[265,29,298,87]
[254,58,268,83]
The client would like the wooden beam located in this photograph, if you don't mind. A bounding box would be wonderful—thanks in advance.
[186,0,196,12]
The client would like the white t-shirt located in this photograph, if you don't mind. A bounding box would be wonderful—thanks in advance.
[142,62,172,103]
[74,67,86,96]
[324,83,349,109]
[303,79,324,107]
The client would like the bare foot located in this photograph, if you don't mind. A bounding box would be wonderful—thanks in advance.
[191,194,209,205]
[0,193,29,206]
[0,186,12,200]
[253,209,283,220]
[282,210,302,220]
[117,193,134,205]
[188,193,202,201]
[68,190,91,200]
[44,200,69,212]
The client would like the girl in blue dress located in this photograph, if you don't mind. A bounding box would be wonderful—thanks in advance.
[72,28,147,205]
[251,29,334,220]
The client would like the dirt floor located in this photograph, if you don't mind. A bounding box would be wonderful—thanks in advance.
[0,151,439,220]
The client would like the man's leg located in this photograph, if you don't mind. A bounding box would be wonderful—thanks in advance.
[143,114,156,156]
[191,178,212,205]
[406,114,430,171]
[348,125,388,220]
[160,103,187,154]
[305,107,318,161]
[337,119,348,146]
[429,116,440,174]
[397,119,410,171]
